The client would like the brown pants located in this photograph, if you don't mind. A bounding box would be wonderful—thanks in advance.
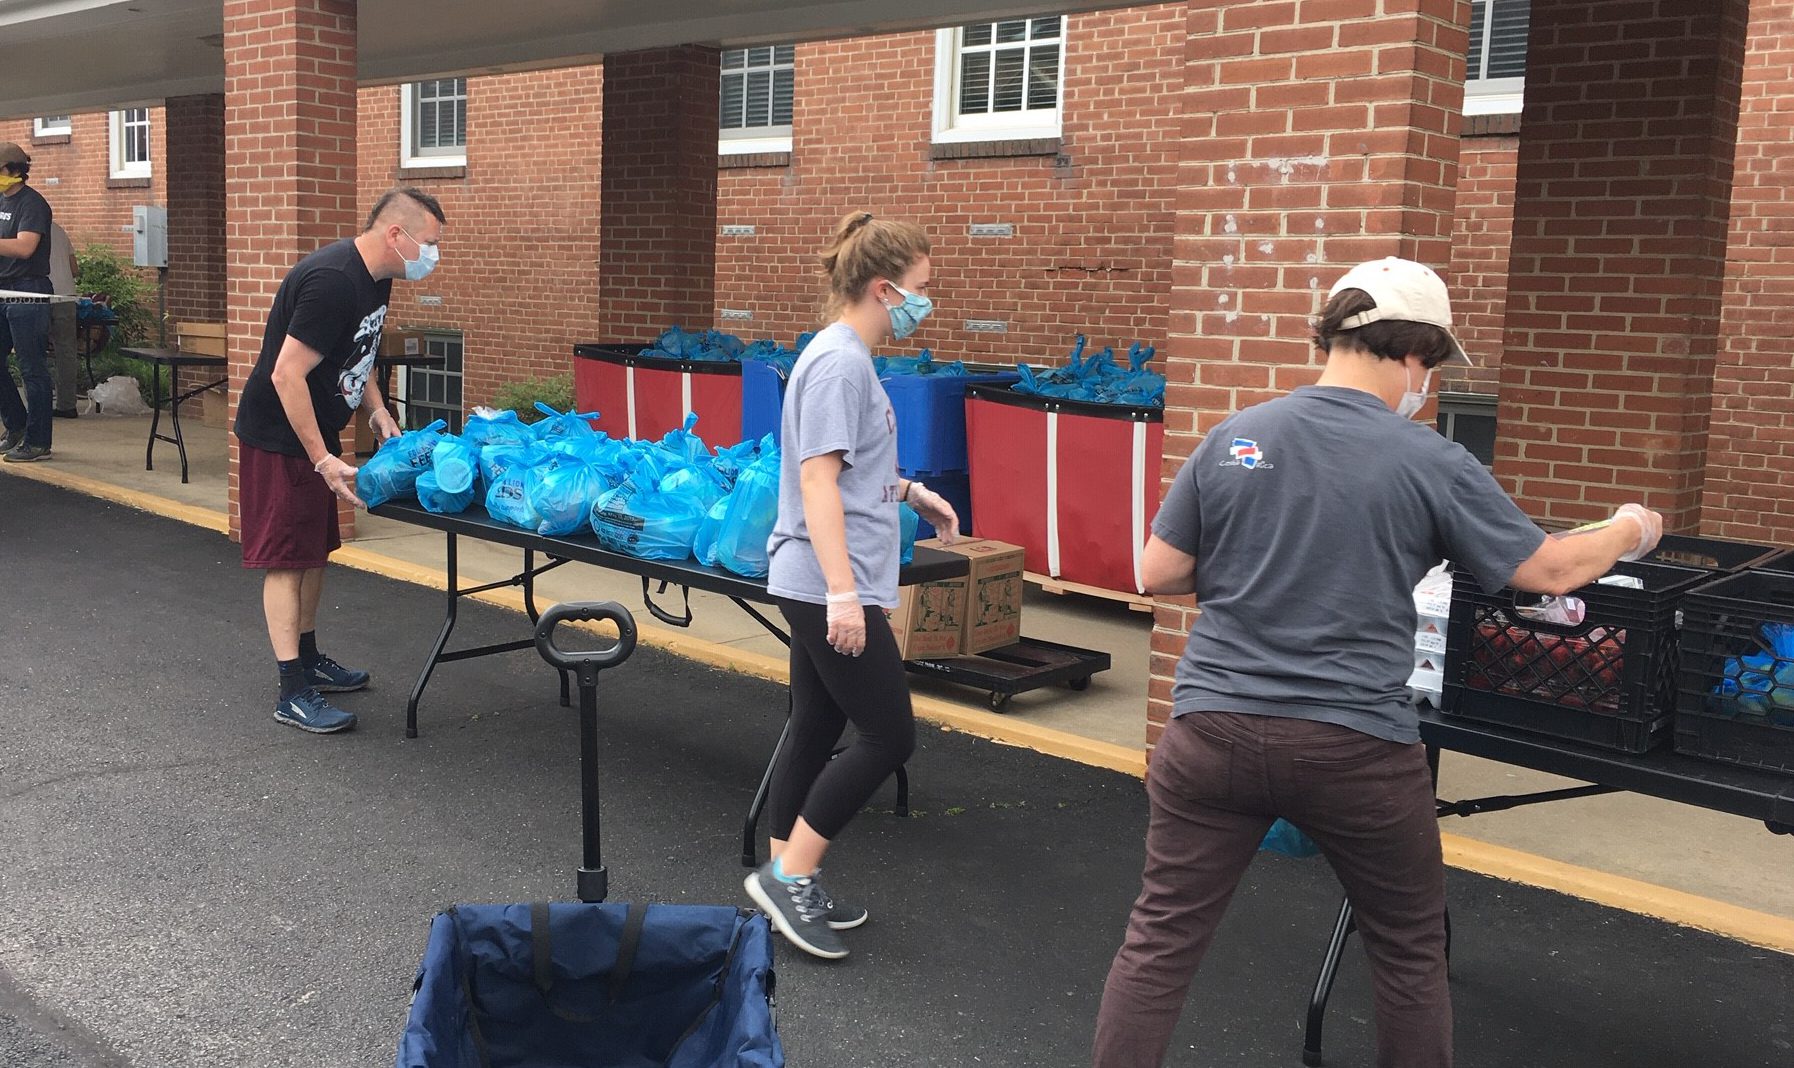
[1093,712,1450,1068]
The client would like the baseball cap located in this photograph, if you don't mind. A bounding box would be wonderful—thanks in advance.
[0,142,29,169]
[1327,257,1471,364]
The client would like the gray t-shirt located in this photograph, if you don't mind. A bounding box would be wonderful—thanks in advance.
[766,323,903,608]
[1155,385,1547,743]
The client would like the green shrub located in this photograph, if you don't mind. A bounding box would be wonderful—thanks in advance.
[76,244,157,349]
[490,374,574,424]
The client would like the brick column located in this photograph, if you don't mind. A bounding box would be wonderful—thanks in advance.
[224,0,359,541]
[599,47,719,345]
[1701,2,1793,545]
[1493,0,1749,532]
[1151,0,1469,744]
[164,94,227,326]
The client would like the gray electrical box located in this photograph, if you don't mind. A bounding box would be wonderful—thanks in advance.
[132,205,167,267]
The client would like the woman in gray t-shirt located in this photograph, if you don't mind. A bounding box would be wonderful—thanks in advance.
[743,212,959,961]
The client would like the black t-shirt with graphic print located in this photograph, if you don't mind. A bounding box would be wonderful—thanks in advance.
[234,238,392,457]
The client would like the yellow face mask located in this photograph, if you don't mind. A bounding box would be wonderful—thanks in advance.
[0,174,22,191]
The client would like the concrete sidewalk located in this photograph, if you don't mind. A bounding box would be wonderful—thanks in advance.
[2,478,1793,1067]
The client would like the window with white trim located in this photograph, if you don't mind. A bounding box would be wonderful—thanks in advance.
[109,108,152,178]
[1465,0,1529,116]
[719,46,794,155]
[932,16,1063,144]
[403,333,465,433]
[401,78,468,167]
[1437,392,1497,467]
[34,116,71,137]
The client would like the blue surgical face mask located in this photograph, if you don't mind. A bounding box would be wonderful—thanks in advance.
[399,228,439,281]
[881,281,932,340]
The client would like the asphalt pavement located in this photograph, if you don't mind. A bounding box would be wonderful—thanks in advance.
[1,477,1791,1067]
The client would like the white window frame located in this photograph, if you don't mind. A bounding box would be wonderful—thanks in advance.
[400,80,468,168]
[34,116,71,137]
[719,46,795,156]
[931,20,1065,145]
[1464,0,1526,116]
[108,108,152,179]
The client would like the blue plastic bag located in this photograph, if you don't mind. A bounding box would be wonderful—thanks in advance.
[693,494,729,568]
[485,461,547,530]
[356,419,448,508]
[530,456,609,537]
[710,438,762,490]
[899,502,920,566]
[416,469,478,515]
[533,402,602,447]
[430,434,478,494]
[463,408,535,450]
[1259,818,1321,859]
[590,456,710,560]
[658,412,711,468]
[714,445,781,579]
[478,440,550,487]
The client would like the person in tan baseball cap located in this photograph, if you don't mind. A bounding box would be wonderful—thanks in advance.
[0,139,58,462]
[1092,257,1664,1067]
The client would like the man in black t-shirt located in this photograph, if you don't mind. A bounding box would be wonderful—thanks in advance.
[234,187,444,734]
[0,142,56,463]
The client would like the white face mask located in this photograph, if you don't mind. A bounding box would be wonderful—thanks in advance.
[1396,364,1434,420]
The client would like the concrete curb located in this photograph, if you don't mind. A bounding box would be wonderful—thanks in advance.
[8,460,1791,956]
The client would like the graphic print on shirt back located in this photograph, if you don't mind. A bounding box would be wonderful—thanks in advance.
[338,305,387,411]
[1219,437,1274,471]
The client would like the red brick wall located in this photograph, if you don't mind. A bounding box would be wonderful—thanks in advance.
[1,110,168,262]
[164,95,227,326]
[1704,1,1794,544]
[1150,0,1471,744]
[1444,132,1518,393]
[1493,0,1749,532]
[717,7,1181,365]
[355,67,605,411]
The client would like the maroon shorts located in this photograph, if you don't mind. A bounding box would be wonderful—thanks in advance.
[240,442,341,570]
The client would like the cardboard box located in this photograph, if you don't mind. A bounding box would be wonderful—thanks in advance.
[175,322,230,427]
[379,329,427,358]
[889,549,970,661]
[941,538,1026,654]
[200,386,231,429]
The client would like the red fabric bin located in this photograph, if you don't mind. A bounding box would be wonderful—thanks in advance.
[965,385,1164,596]
[572,344,744,443]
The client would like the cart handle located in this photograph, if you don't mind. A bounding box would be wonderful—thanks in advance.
[534,601,638,672]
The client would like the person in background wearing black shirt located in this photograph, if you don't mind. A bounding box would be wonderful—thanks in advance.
[233,187,445,734]
[0,141,56,463]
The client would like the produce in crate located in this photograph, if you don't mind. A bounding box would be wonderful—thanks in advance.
[1469,620,1627,712]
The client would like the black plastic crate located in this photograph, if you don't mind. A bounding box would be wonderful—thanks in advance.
[1443,560,1707,753]
[1673,569,1794,775]
[1645,533,1782,573]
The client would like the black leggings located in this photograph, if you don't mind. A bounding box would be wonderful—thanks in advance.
[768,598,916,842]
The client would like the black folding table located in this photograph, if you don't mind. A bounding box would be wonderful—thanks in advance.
[369,499,968,866]
[1302,707,1794,1066]
[122,346,228,484]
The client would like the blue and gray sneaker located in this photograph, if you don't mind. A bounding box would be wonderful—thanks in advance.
[275,688,357,734]
[304,654,370,693]
[744,862,848,960]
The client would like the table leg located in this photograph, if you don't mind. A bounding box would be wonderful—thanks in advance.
[407,533,461,739]
[743,695,794,868]
[145,364,162,472]
[521,547,571,707]
[1303,900,1357,1067]
[170,375,191,483]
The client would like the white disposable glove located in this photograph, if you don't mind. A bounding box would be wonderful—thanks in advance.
[1613,502,1663,562]
[907,482,960,545]
[314,454,365,508]
[826,591,866,658]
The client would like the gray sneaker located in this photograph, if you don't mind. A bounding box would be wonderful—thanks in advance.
[0,429,22,454]
[4,444,51,463]
[744,862,849,960]
[813,868,868,930]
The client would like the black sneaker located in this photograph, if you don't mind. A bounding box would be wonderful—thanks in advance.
[53,408,78,419]
[274,688,357,734]
[304,654,370,693]
[744,862,849,960]
[813,868,868,930]
[4,445,51,463]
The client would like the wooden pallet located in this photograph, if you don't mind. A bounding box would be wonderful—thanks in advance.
[1025,571,1156,613]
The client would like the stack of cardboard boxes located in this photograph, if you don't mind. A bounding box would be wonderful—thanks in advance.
[890,538,1027,660]
[174,322,230,428]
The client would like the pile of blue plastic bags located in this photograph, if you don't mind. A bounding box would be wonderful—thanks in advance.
[357,406,920,578]
[1711,622,1794,725]
[1011,335,1165,407]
